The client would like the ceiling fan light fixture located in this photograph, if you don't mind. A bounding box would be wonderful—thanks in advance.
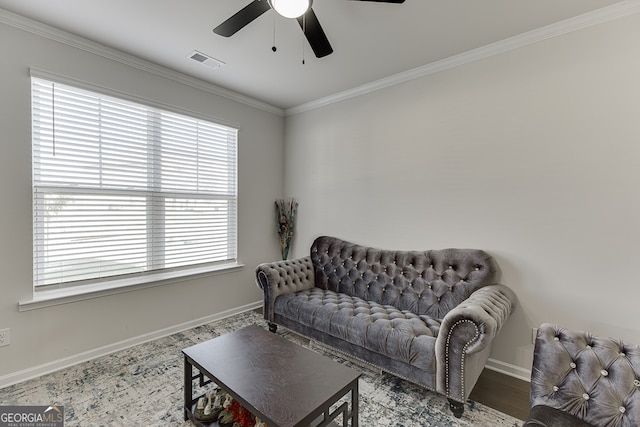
[270,0,312,19]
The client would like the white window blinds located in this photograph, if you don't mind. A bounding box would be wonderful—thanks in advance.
[32,77,238,288]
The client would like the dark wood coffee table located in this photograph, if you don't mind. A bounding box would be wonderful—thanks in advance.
[182,325,360,427]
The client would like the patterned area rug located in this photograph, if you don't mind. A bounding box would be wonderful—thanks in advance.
[0,310,523,426]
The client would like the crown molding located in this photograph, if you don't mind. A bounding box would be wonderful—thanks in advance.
[286,0,640,116]
[0,8,285,117]
[3,2,639,119]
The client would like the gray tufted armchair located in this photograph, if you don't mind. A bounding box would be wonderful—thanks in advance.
[524,323,640,427]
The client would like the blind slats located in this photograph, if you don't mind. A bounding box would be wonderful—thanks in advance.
[32,78,238,288]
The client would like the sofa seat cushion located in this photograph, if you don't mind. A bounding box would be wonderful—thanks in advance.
[273,288,441,371]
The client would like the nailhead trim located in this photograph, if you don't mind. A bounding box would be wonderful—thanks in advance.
[444,319,479,401]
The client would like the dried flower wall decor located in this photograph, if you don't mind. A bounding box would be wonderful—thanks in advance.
[275,198,298,260]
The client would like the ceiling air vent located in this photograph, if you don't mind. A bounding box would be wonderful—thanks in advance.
[188,50,225,69]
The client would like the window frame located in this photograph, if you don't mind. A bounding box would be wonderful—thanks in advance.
[29,69,241,303]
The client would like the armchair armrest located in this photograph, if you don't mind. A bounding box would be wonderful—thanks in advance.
[255,256,315,323]
[435,284,517,402]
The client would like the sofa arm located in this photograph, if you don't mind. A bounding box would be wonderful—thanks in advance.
[435,284,517,402]
[255,256,315,323]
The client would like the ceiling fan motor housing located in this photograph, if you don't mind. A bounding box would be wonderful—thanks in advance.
[269,0,313,19]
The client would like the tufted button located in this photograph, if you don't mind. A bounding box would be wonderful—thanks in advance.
[585,345,591,349]
[553,386,559,392]
[582,393,590,400]
[619,406,626,414]
[620,352,626,357]
[448,265,453,269]
[554,336,560,341]
[570,362,577,369]
[634,379,640,387]
[601,370,608,377]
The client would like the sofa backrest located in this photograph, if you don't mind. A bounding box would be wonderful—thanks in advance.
[310,236,498,320]
[529,324,640,427]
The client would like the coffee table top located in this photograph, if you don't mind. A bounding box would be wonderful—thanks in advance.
[182,325,360,427]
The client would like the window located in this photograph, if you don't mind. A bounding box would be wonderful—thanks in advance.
[31,77,238,289]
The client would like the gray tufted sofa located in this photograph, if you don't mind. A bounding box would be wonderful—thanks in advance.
[255,236,517,418]
[524,323,640,427]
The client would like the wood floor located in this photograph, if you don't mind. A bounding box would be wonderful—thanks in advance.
[470,368,530,420]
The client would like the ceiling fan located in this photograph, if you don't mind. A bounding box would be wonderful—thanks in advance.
[213,0,405,59]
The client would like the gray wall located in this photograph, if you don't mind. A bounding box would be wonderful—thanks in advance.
[2,7,639,385]
[284,12,640,377]
[0,20,284,380]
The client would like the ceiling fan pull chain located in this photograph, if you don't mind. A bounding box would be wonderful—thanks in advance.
[302,13,306,65]
[272,10,277,52]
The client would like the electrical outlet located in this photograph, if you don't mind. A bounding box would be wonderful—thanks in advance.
[0,328,10,347]
[532,327,538,345]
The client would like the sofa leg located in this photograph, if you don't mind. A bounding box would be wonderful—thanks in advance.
[268,323,277,333]
[448,399,464,418]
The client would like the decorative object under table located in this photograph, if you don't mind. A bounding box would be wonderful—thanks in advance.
[182,325,360,427]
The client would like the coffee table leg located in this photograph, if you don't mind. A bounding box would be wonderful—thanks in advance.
[351,380,359,427]
[184,355,192,421]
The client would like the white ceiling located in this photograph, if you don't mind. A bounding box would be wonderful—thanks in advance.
[0,0,626,110]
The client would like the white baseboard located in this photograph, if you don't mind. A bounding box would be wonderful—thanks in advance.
[485,358,531,383]
[0,301,262,389]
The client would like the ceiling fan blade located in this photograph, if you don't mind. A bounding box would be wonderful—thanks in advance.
[296,8,333,58]
[213,0,271,37]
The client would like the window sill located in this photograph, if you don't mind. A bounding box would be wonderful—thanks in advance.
[19,262,244,312]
